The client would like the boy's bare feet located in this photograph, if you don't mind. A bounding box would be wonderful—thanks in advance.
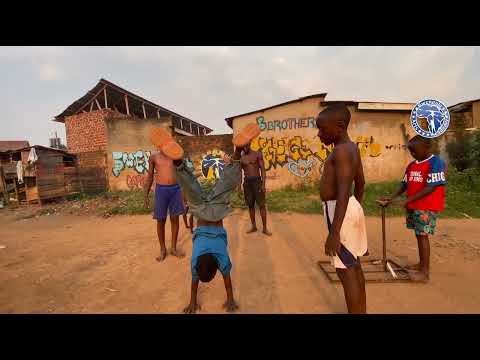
[407,269,429,282]
[222,299,239,313]
[246,226,257,234]
[405,263,422,271]
[183,302,201,314]
[262,229,272,236]
[169,248,185,258]
[156,249,167,262]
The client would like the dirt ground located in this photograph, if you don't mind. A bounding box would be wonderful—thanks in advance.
[1,205,480,314]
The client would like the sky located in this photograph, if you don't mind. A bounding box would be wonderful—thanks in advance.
[1,46,479,146]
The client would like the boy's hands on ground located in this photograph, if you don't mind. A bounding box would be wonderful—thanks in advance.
[223,299,239,312]
[183,302,201,314]
[325,232,341,257]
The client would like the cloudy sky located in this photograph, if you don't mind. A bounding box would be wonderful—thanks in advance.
[1,46,479,146]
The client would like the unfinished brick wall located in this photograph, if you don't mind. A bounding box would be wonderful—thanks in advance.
[65,109,126,154]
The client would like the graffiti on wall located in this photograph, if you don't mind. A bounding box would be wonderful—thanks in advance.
[112,150,151,177]
[201,150,226,180]
[251,135,382,177]
[256,116,315,132]
[251,136,333,172]
[126,174,148,189]
[287,158,316,177]
[354,136,382,157]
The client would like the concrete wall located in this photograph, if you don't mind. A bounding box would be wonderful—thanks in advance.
[105,117,172,191]
[177,134,233,180]
[105,116,232,191]
[231,97,414,190]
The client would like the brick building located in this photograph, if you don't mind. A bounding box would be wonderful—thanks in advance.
[54,78,214,192]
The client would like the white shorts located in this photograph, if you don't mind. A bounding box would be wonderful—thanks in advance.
[323,196,368,269]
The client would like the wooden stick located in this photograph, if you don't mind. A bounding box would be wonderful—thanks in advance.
[381,205,387,271]
[95,98,102,110]
[104,87,108,109]
[124,95,130,116]
[142,103,146,118]
[89,101,94,112]
[157,109,160,119]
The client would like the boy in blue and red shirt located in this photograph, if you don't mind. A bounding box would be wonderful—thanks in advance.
[378,135,446,282]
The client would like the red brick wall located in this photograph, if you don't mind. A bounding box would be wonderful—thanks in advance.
[65,109,126,154]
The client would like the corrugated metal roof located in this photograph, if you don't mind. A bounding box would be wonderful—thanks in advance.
[53,78,213,133]
[0,141,30,152]
[448,98,480,112]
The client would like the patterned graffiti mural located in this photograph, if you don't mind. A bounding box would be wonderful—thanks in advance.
[251,136,333,171]
[250,135,382,176]
[112,150,151,177]
[201,150,226,180]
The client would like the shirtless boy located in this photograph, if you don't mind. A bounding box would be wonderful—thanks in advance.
[144,129,185,262]
[240,142,272,236]
[316,104,368,314]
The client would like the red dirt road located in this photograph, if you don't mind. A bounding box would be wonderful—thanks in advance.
[1,208,480,314]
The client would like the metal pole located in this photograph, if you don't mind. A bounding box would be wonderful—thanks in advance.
[381,205,387,271]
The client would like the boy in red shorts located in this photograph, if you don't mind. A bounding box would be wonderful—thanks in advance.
[378,135,446,282]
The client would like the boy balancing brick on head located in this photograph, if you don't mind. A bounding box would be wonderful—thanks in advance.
[144,127,186,262]
[149,123,261,314]
[377,135,446,282]
[316,104,368,314]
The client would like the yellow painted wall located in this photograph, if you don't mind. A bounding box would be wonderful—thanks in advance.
[231,97,414,190]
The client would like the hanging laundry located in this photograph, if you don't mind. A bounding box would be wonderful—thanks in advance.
[17,161,24,184]
[28,147,38,164]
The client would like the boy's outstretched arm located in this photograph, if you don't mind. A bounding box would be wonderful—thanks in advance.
[326,147,354,257]
[143,156,155,209]
[222,274,239,313]
[404,186,435,206]
[183,279,200,314]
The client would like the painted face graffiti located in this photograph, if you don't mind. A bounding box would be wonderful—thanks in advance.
[112,150,151,177]
[201,150,226,180]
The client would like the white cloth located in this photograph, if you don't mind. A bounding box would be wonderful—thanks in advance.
[17,161,23,184]
[323,196,368,269]
[27,148,38,164]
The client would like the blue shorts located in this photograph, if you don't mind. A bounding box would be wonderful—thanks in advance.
[191,226,232,281]
[153,184,185,220]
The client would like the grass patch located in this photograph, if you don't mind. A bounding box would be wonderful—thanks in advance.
[104,191,154,215]
[230,167,480,218]
[65,167,480,218]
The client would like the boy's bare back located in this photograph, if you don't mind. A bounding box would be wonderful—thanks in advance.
[320,141,364,202]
